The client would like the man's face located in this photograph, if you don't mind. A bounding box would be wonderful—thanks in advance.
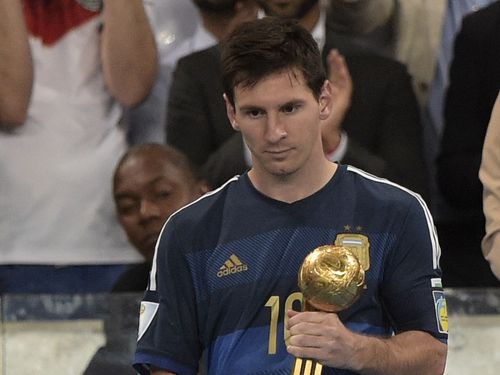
[226,69,330,179]
[257,0,318,19]
[114,152,201,261]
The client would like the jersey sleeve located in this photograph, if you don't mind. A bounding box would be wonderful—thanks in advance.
[133,218,202,375]
[381,196,448,343]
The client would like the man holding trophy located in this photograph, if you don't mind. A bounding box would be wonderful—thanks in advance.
[134,17,448,375]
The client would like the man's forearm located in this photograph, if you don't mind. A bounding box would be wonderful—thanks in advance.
[480,93,500,280]
[352,331,447,375]
[101,0,157,107]
[0,0,32,128]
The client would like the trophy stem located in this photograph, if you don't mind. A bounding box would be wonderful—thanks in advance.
[292,358,323,375]
[292,245,365,375]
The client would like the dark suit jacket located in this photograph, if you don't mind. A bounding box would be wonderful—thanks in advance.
[112,262,151,292]
[435,1,500,287]
[437,1,500,213]
[166,24,428,201]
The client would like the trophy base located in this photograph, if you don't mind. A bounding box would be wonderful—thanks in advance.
[292,358,323,375]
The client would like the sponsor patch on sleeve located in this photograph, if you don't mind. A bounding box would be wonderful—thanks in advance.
[432,290,448,334]
[137,301,159,341]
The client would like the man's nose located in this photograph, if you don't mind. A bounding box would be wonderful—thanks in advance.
[265,113,287,143]
[139,199,161,219]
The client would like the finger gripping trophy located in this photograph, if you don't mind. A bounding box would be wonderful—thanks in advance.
[292,245,365,375]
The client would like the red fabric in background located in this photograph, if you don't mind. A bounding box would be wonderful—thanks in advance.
[23,0,99,45]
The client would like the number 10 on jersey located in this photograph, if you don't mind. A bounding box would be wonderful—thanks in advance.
[265,292,323,375]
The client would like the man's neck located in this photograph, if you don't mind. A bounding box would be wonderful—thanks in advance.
[249,154,337,204]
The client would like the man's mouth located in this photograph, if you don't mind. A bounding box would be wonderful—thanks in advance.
[266,148,293,157]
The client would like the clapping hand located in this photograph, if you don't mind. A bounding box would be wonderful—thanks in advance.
[321,49,352,155]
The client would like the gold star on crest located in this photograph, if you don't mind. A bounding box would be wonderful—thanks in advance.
[344,225,351,231]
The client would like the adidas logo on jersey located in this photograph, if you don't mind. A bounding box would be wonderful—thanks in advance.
[217,254,248,277]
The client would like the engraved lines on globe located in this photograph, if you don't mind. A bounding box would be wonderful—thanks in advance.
[299,245,365,313]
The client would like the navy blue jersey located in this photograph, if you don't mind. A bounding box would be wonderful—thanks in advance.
[134,164,448,375]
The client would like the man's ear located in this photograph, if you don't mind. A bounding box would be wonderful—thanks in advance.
[319,80,333,121]
[223,93,239,131]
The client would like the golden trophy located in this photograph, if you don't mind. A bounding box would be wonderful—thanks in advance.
[291,245,365,375]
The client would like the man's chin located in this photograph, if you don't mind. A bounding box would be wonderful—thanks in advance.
[139,238,159,259]
[267,165,297,179]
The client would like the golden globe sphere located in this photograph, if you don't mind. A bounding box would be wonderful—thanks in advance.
[298,245,365,312]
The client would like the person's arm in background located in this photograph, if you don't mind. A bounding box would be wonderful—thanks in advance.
[0,0,33,129]
[101,0,157,107]
[480,92,500,280]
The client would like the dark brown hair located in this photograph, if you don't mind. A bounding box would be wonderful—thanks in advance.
[221,16,326,106]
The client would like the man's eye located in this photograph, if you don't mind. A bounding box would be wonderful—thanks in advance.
[156,190,171,199]
[245,109,263,118]
[117,203,137,215]
[282,104,300,114]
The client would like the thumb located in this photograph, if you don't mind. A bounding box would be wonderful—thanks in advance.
[287,309,301,318]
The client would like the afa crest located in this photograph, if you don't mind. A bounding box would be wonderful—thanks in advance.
[334,233,370,271]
